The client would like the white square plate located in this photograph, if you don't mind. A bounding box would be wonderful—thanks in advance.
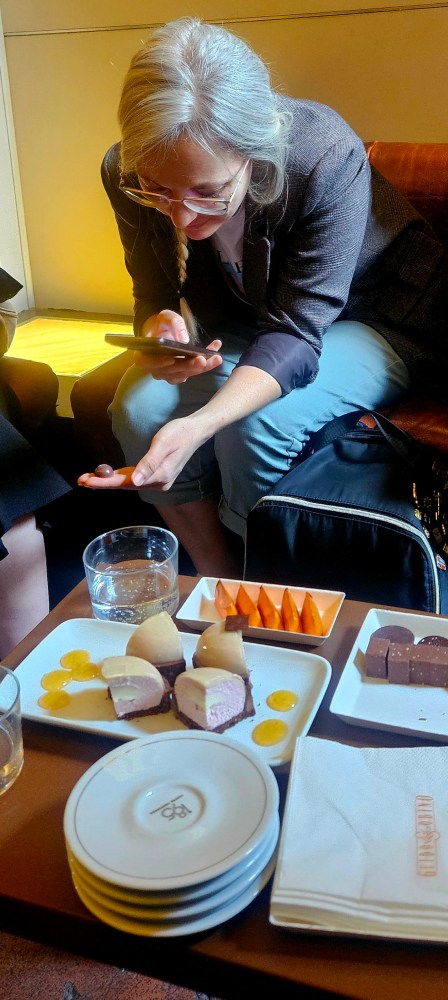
[330,608,448,741]
[177,577,345,646]
[15,618,332,768]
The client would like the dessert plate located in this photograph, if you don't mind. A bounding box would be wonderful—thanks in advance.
[68,817,279,920]
[15,618,332,768]
[73,850,277,937]
[177,576,345,646]
[64,731,279,890]
[66,812,280,905]
[330,608,448,741]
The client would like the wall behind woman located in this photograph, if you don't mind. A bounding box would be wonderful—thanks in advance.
[2,1,447,316]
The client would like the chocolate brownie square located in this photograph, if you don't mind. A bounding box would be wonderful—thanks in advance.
[409,645,432,685]
[388,643,413,685]
[364,636,389,679]
[428,646,448,687]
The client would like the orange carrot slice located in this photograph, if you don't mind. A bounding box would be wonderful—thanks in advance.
[235,584,263,628]
[257,585,284,630]
[301,592,323,636]
[281,588,302,632]
[215,580,238,618]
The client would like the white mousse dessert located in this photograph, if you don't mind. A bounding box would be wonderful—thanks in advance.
[193,621,249,678]
[192,621,255,718]
[125,611,186,686]
[173,667,249,732]
[101,655,171,719]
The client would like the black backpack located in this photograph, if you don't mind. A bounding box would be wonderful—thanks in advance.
[245,410,448,614]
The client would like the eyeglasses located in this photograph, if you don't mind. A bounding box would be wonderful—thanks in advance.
[120,159,250,216]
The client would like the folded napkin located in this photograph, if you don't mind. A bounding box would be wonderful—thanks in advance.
[270,736,448,941]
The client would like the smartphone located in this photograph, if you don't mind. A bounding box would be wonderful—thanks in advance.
[105,334,220,359]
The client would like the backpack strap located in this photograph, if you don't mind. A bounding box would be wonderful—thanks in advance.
[305,409,424,470]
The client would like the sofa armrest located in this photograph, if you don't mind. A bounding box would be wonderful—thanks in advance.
[382,395,448,453]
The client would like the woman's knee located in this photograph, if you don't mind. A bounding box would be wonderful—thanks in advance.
[109,368,171,448]
[215,413,258,466]
[215,408,296,501]
[216,403,303,468]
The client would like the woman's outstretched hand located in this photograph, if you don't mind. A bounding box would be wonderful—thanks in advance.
[77,466,139,490]
[130,414,208,490]
[78,412,209,493]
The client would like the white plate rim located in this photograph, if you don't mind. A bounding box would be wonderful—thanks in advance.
[68,815,280,920]
[73,849,277,937]
[66,811,280,905]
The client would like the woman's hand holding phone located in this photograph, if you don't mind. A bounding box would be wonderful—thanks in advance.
[133,309,222,384]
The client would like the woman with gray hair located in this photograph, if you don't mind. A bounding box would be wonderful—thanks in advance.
[80,17,448,576]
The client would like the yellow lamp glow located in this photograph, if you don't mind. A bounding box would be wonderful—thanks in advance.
[7,315,133,417]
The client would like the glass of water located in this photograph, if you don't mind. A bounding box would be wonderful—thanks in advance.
[0,666,23,795]
[83,525,179,624]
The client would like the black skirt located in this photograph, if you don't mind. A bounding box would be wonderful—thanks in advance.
[0,412,71,559]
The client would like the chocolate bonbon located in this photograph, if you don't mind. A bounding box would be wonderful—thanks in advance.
[94,463,114,477]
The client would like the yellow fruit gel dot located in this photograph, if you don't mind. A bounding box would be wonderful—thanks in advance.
[266,689,298,712]
[71,662,100,682]
[41,669,72,691]
[38,690,71,710]
[252,719,288,746]
[60,649,91,670]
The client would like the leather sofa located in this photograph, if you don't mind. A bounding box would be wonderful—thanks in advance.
[363,141,448,453]
[69,142,448,468]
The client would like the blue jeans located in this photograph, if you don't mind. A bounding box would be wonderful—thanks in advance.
[109,321,411,536]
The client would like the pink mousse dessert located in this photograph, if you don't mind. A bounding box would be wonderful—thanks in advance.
[101,655,171,719]
[172,667,250,733]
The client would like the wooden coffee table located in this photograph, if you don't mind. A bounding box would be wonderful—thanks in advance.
[2,577,448,1000]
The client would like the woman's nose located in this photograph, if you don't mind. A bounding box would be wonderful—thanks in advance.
[169,202,197,227]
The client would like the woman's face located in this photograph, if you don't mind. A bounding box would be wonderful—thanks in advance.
[138,139,251,239]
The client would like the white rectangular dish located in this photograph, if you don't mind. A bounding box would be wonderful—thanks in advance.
[177,576,345,647]
[329,608,448,741]
[15,618,332,768]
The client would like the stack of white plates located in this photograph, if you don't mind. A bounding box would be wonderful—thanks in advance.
[64,730,280,936]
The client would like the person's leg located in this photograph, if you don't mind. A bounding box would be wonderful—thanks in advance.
[108,328,249,573]
[159,498,244,576]
[109,361,221,501]
[217,321,412,535]
[109,320,411,571]
[109,326,251,462]
[0,514,49,658]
